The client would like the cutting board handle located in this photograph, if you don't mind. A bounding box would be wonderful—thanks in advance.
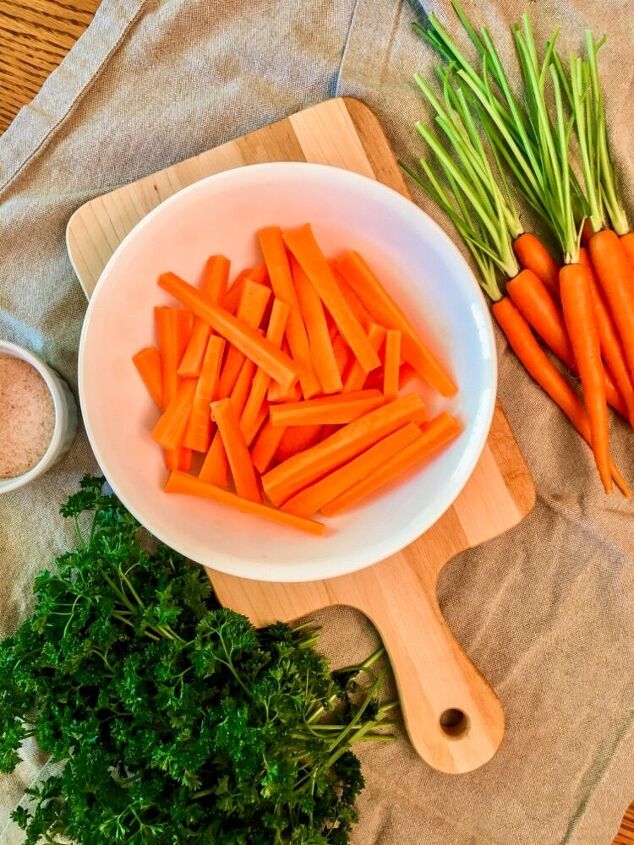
[349,554,505,774]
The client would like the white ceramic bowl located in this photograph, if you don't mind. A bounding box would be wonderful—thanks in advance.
[78,162,496,582]
[0,340,78,494]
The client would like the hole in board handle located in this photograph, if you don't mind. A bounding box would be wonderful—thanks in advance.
[439,708,469,737]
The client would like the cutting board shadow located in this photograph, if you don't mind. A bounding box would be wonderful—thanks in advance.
[68,96,535,774]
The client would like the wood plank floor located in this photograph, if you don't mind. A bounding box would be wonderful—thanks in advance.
[0,1,632,842]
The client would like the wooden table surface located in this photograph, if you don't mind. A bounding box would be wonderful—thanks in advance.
[0,0,632,842]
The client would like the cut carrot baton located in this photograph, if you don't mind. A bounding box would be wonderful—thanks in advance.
[270,389,384,427]
[492,297,630,496]
[283,423,422,517]
[199,433,229,487]
[321,413,461,516]
[133,347,163,409]
[383,330,401,401]
[178,255,230,377]
[165,470,325,536]
[183,335,226,452]
[251,419,287,474]
[580,247,634,426]
[155,306,193,470]
[241,299,290,442]
[211,398,261,503]
[336,251,456,396]
[158,272,298,389]
[258,227,320,398]
[513,232,560,297]
[151,378,197,450]
[230,358,256,417]
[332,270,374,330]
[274,425,322,463]
[218,280,271,398]
[283,225,381,373]
[342,324,385,393]
[262,393,427,506]
[268,356,302,402]
[330,329,350,377]
[292,257,343,394]
[589,230,634,385]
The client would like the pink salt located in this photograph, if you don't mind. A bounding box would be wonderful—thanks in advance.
[0,354,55,478]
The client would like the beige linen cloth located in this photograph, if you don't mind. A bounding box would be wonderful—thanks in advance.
[1,1,633,843]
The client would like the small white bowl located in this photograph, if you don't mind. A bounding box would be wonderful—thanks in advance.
[0,340,78,494]
[78,162,496,582]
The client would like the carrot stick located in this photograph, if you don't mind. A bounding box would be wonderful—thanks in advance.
[560,263,612,492]
[283,423,422,517]
[183,335,226,452]
[178,255,230,377]
[155,307,193,469]
[151,378,197,450]
[158,272,298,389]
[275,425,323,463]
[589,230,634,385]
[336,251,456,396]
[292,257,342,394]
[247,263,269,285]
[262,393,427,506]
[246,404,269,448]
[165,470,324,536]
[258,227,321,398]
[492,297,629,496]
[218,280,271,398]
[330,329,350,377]
[622,233,634,269]
[342,324,385,392]
[133,347,163,409]
[513,233,560,297]
[230,358,257,417]
[270,389,385,427]
[383,330,401,400]
[579,247,634,426]
[222,276,248,314]
[164,447,192,472]
[321,414,461,516]
[268,360,302,402]
[199,431,229,487]
[211,398,261,502]
[251,419,287,474]
[330,265,374,330]
[283,226,381,373]
[241,299,290,442]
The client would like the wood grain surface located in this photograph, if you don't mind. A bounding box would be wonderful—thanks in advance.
[2,0,633,838]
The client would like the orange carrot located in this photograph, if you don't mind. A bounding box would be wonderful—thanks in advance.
[270,389,385,427]
[383,330,401,400]
[560,263,612,492]
[258,227,320,398]
[513,233,560,297]
[217,280,271,398]
[183,335,226,452]
[589,230,634,384]
[164,447,192,472]
[247,263,269,285]
[268,356,302,402]
[283,226,381,373]
[283,423,422,517]
[262,393,427,506]
[292,257,342,394]
[622,233,634,269]
[322,413,461,516]
[581,220,595,248]
[342,323,385,392]
[222,277,248,313]
[336,251,456,395]
[492,297,629,495]
[241,299,290,442]
[165,470,325,535]
[579,247,634,426]
[199,432,229,487]
[330,329,350,377]
[274,425,323,463]
[151,378,197,450]
[158,272,298,389]
[246,404,269,447]
[178,255,230,377]
[230,358,257,417]
[251,419,287,474]
[211,398,261,502]
[331,265,374,330]
[155,306,193,470]
[133,347,163,409]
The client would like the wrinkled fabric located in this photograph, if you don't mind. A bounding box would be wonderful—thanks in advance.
[0,1,633,843]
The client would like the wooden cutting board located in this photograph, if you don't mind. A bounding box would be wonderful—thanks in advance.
[68,96,535,774]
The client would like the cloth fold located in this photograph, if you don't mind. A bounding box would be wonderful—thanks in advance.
[1,1,633,843]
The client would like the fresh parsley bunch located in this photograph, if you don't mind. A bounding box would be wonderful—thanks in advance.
[0,476,394,844]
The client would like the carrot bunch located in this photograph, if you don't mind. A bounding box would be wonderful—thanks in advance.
[410,4,633,496]
[133,226,461,534]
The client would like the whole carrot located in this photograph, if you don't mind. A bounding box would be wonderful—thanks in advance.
[513,234,560,297]
[622,233,634,269]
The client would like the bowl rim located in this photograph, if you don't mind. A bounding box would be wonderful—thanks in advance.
[78,161,497,582]
[0,340,67,494]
